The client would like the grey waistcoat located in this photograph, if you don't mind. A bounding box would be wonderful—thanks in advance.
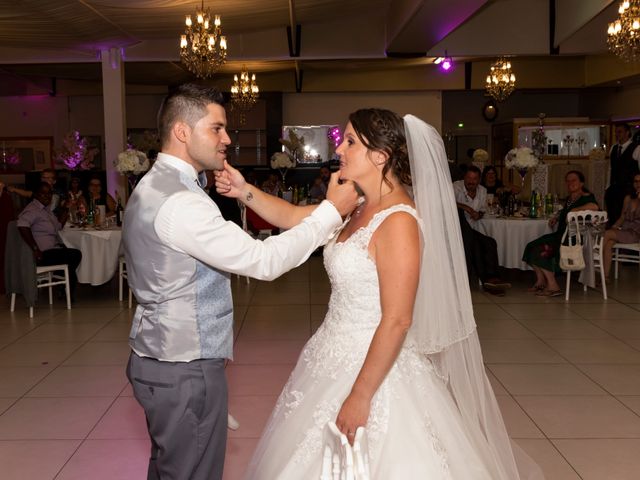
[122,161,233,362]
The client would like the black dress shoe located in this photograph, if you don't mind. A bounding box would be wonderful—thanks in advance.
[483,285,506,296]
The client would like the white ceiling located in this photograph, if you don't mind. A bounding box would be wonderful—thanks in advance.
[0,0,637,93]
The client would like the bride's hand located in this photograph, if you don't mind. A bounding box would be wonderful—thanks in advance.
[214,160,246,199]
[335,391,371,446]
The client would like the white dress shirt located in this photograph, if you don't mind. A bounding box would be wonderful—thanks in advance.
[153,154,342,281]
[453,180,487,230]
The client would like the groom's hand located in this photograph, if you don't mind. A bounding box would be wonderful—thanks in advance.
[326,172,358,217]
[214,161,246,199]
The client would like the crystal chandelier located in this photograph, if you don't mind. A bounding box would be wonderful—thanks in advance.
[179,1,227,79]
[485,58,516,102]
[607,0,640,62]
[230,66,259,123]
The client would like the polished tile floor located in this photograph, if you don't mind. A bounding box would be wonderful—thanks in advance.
[0,257,639,479]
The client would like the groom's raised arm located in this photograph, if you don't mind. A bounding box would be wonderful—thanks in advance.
[215,161,356,229]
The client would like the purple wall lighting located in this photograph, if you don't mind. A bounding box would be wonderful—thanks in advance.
[434,52,453,72]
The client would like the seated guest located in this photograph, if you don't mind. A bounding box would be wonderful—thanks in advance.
[63,176,88,214]
[309,165,331,202]
[602,172,640,281]
[85,175,117,216]
[17,182,82,299]
[261,173,282,196]
[6,168,63,213]
[481,165,505,195]
[522,170,599,296]
[481,165,520,197]
[455,165,487,228]
[454,166,511,295]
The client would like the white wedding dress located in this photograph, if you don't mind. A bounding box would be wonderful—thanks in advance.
[244,205,500,479]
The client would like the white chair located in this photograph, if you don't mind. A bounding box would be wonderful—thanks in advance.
[10,264,72,318]
[5,221,71,318]
[563,210,608,301]
[118,256,133,308]
[613,242,640,279]
[321,422,355,480]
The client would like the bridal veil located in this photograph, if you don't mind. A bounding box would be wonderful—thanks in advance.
[403,114,543,480]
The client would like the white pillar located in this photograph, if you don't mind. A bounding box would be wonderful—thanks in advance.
[101,47,126,201]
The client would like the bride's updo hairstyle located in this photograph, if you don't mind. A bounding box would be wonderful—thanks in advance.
[349,108,412,188]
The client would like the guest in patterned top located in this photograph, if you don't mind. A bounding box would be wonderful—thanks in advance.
[602,173,640,281]
[522,170,598,296]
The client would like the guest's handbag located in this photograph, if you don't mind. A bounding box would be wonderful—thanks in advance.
[559,224,585,271]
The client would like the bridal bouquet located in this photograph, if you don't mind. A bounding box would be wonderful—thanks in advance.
[116,148,150,174]
[504,147,539,170]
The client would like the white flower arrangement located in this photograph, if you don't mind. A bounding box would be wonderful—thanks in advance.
[270,151,295,169]
[472,149,489,163]
[504,147,539,170]
[116,149,150,174]
[588,147,605,162]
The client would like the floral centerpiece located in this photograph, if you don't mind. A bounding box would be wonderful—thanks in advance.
[504,146,539,190]
[56,131,98,170]
[116,148,149,174]
[270,151,295,188]
[116,148,150,194]
[472,148,489,165]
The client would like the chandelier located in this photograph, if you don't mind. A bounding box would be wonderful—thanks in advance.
[179,1,227,79]
[485,58,516,102]
[230,66,259,123]
[607,0,640,62]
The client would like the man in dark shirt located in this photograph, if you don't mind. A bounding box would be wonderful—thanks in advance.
[605,123,640,226]
[17,182,82,298]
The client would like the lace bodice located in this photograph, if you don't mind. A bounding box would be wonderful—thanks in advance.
[323,203,419,332]
[300,204,420,380]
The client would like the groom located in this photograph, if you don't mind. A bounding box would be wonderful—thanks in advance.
[123,83,358,480]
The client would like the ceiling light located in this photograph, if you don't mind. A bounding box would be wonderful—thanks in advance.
[179,1,227,78]
[485,58,516,102]
[607,0,640,62]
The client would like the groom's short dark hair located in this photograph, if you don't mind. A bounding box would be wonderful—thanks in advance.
[157,84,225,147]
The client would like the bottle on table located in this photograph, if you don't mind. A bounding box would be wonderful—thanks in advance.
[115,191,124,227]
[87,198,95,226]
[529,190,538,218]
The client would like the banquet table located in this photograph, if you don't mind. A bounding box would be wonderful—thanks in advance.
[59,226,123,285]
[476,216,553,270]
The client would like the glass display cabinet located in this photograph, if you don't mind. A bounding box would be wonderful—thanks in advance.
[507,118,611,205]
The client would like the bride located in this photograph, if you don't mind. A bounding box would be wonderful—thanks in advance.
[216,109,542,479]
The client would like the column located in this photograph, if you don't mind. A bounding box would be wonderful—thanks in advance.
[101,47,126,201]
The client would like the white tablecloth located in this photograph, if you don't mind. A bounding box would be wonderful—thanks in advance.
[59,227,122,285]
[477,217,553,270]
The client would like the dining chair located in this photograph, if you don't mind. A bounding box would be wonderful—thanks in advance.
[118,256,133,308]
[563,210,608,301]
[613,242,640,279]
[5,221,71,318]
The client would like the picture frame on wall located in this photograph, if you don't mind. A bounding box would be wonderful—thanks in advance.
[0,137,53,172]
